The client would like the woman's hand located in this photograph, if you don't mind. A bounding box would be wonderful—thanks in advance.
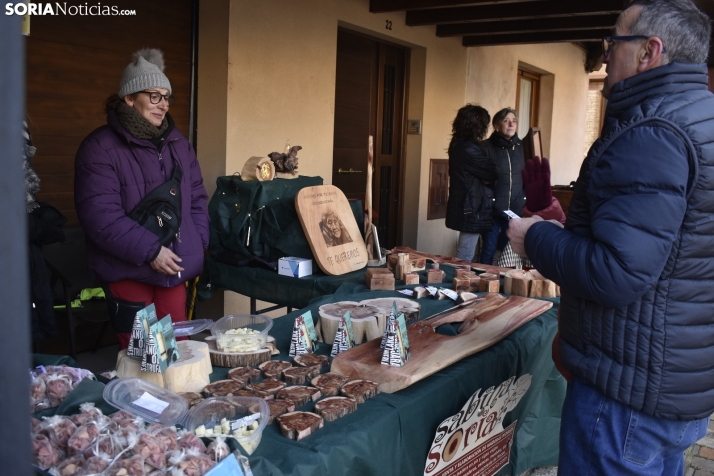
[150,246,184,275]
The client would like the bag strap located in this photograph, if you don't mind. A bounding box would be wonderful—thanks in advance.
[128,141,183,191]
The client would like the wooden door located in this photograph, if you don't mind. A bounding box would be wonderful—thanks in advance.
[332,29,406,249]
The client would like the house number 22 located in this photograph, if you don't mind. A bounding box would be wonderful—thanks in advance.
[385,20,393,30]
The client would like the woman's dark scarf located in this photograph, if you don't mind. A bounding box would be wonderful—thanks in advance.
[116,101,169,140]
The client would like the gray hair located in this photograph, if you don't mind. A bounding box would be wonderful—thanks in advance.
[628,0,711,64]
[492,107,518,129]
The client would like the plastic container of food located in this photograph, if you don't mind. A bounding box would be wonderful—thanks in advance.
[103,379,270,455]
[182,396,269,455]
[103,377,188,425]
[211,315,273,353]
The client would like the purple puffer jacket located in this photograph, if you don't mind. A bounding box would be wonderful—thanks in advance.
[74,110,209,287]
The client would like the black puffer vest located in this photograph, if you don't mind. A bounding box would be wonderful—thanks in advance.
[527,62,714,420]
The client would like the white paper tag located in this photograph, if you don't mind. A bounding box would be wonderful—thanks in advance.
[398,289,414,296]
[132,391,170,414]
[231,413,261,431]
[439,288,459,301]
[504,210,520,220]
[426,286,438,297]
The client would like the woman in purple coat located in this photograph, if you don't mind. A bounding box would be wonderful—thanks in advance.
[74,49,209,349]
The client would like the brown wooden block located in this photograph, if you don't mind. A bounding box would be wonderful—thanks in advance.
[478,273,500,293]
[453,277,470,292]
[366,267,392,279]
[455,268,471,278]
[387,254,398,270]
[410,257,427,271]
[396,263,412,281]
[468,276,481,292]
[368,276,395,291]
[427,270,444,284]
[397,253,410,265]
[404,273,419,285]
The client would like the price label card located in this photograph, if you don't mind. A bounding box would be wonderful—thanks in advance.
[132,392,169,414]
[398,289,415,296]
[439,288,459,301]
[231,413,261,431]
[426,286,438,297]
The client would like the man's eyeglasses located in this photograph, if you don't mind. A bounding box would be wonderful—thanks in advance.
[138,91,174,106]
[602,36,665,56]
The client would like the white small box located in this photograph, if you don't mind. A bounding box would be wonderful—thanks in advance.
[278,257,313,278]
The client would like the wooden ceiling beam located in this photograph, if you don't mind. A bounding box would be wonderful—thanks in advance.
[406,0,625,26]
[437,13,619,36]
[462,28,611,46]
[369,0,543,14]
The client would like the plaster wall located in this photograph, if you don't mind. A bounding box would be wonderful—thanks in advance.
[215,0,468,254]
[465,43,589,186]
[197,1,592,315]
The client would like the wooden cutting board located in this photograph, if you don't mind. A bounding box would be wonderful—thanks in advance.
[295,185,368,275]
[331,293,553,393]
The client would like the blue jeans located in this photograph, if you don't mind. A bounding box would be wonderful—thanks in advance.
[559,377,708,476]
[479,216,509,265]
[455,232,480,262]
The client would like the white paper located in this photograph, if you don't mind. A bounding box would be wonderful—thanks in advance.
[439,288,459,301]
[398,289,414,296]
[231,413,261,431]
[426,286,438,297]
[504,210,520,220]
[132,391,170,414]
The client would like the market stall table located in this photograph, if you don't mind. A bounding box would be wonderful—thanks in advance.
[210,289,565,476]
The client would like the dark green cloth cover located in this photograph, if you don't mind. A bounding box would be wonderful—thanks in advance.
[208,287,564,475]
[209,175,324,261]
[197,258,369,308]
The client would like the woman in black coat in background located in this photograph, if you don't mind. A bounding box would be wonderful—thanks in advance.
[445,105,499,262]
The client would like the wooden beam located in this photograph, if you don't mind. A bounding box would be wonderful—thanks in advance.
[462,28,611,46]
[370,0,544,13]
[406,0,625,26]
[437,13,619,36]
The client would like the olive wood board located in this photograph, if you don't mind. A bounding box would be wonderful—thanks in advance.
[331,293,552,393]
[295,184,368,276]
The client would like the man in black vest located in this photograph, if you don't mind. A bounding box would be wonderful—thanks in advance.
[508,1,714,474]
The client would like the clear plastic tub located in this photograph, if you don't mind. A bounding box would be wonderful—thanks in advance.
[103,378,188,425]
[183,396,269,455]
[173,319,214,337]
[211,315,273,353]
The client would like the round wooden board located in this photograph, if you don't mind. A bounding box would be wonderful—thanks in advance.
[204,337,271,368]
[295,185,368,275]
[360,297,421,322]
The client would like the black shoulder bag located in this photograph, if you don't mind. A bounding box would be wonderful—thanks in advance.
[128,163,183,246]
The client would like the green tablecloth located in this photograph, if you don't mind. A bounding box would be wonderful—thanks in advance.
[210,290,564,476]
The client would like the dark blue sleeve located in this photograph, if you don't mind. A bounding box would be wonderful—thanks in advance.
[525,125,690,308]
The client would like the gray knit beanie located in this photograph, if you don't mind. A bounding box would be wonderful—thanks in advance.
[118,48,172,98]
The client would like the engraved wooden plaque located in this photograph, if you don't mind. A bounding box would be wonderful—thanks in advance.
[295,185,368,275]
